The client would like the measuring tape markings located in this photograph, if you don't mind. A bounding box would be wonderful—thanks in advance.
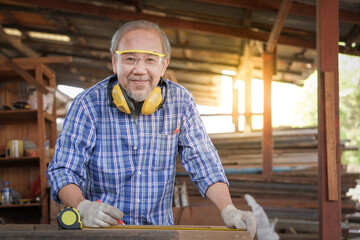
[57,207,244,232]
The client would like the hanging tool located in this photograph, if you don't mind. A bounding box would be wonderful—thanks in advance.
[57,207,82,230]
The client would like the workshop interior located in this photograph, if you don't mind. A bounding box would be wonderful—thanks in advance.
[0,0,360,239]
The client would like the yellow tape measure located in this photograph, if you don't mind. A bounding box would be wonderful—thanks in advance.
[57,207,82,230]
[84,225,244,231]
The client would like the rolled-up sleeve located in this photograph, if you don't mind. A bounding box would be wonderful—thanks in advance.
[46,97,96,203]
[178,96,228,198]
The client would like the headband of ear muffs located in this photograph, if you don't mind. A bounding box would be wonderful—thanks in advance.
[110,77,167,115]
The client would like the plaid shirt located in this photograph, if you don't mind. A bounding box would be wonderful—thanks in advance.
[47,74,228,225]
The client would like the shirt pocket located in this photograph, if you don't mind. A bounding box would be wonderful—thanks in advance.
[151,133,178,170]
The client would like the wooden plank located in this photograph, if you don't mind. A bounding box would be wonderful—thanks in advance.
[266,0,293,53]
[0,224,250,240]
[0,110,38,122]
[316,0,342,238]
[0,229,179,240]
[35,65,48,224]
[9,56,72,65]
[85,225,249,240]
[262,51,274,174]
[232,79,239,131]
[0,57,73,72]
[324,72,338,201]
[238,41,253,132]
[178,230,249,240]
[85,225,243,231]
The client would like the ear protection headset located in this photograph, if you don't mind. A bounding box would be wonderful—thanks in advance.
[108,75,168,115]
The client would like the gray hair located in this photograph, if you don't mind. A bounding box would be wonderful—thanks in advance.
[110,20,171,59]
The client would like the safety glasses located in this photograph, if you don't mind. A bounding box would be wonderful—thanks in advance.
[115,50,165,67]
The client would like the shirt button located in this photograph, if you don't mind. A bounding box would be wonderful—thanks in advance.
[136,199,140,203]
[137,171,141,175]
[133,146,138,151]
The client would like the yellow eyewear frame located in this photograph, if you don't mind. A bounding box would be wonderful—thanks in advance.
[115,50,165,57]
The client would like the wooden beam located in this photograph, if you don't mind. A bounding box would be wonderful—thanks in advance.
[339,25,360,57]
[0,25,318,62]
[0,9,18,24]
[232,78,239,131]
[132,0,143,13]
[266,0,292,53]
[262,51,274,174]
[193,0,360,24]
[5,56,72,65]
[345,24,360,45]
[35,64,48,223]
[316,0,342,238]
[237,41,253,133]
[9,0,316,49]
[2,58,48,94]
[339,45,360,57]
[42,14,89,47]
[324,72,338,201]
[0,28,40,57]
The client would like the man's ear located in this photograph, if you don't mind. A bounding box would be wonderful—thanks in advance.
[160,58,170,77]
[112,54,118,74]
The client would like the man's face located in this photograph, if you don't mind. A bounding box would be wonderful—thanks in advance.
[112,29,170,102]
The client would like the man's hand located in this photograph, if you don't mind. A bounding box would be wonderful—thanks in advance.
[76,199,124,227]
[221,204,256,239]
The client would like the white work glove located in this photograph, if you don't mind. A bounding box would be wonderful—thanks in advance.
[76,199,124,227]
[221,204,257,240]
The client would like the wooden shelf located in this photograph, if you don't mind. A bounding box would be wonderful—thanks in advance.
[0,110,37,122]
[0,156,39,164]
[0,57,58,224]
[0,203,41,208]
[0,110,55,123]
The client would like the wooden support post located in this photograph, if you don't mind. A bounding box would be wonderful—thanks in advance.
[244,76,252,133]
[243,41,253,133]
[232,78,239,132]
[316,0,341,238]
[261,0,291,174]
[262,52,274,174]
[36,64,49,224]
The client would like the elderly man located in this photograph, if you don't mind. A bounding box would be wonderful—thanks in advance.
[47,20,256,239]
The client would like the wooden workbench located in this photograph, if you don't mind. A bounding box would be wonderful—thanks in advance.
[0,224,250,240]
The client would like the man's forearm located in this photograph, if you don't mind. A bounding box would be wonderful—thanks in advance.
[58,183,85,208]
[205,182,233,211]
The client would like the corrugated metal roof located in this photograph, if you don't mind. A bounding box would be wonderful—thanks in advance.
[0,0,359,106]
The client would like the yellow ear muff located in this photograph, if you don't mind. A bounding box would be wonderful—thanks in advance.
[112,84,132,114]
[141,86,162,115]
[111,83,163,115]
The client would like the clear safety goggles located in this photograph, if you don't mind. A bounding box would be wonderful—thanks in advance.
[115,50,165,67]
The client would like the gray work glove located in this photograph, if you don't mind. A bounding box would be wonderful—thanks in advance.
[221,204,257,240]
[76,199,124,227]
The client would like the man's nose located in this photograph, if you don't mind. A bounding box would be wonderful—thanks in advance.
[132,57,148,73]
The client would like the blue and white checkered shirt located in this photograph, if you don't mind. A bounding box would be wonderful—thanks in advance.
[47,74,228,225]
